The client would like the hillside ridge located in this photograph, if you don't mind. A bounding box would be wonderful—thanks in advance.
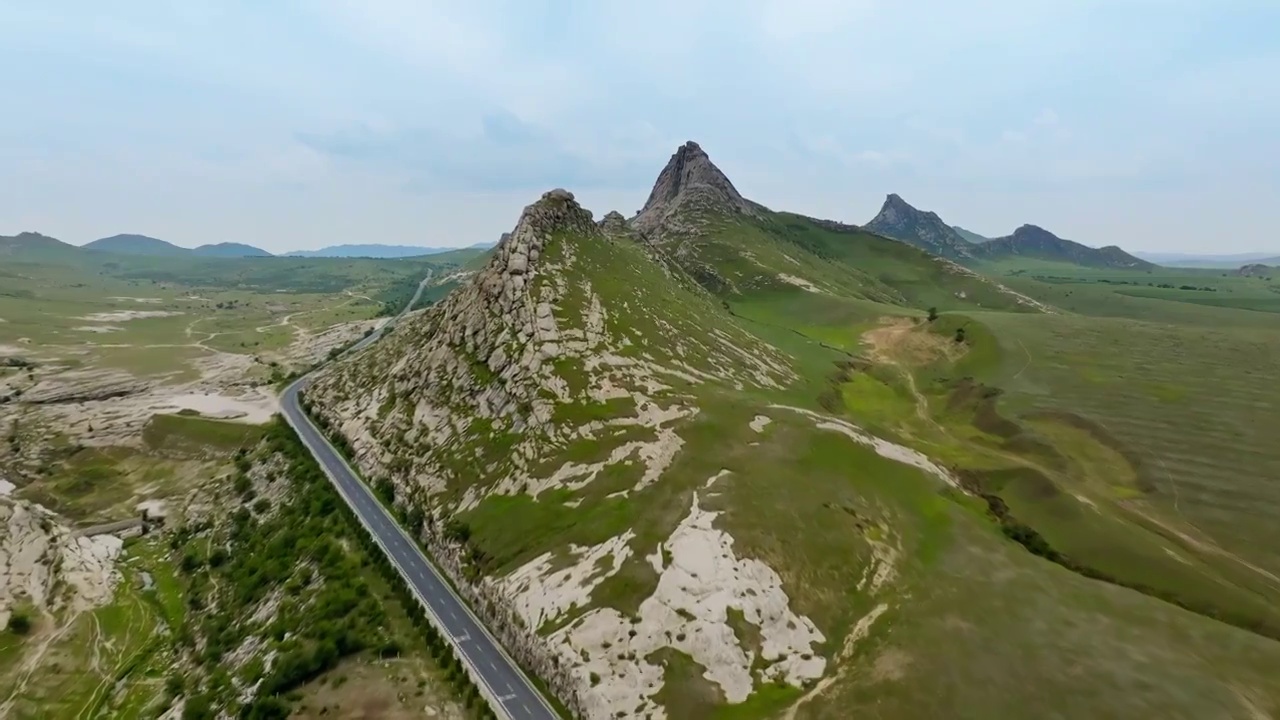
[976,224,1153,269]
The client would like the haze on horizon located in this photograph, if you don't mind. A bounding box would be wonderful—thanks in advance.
[2,1,1277,255]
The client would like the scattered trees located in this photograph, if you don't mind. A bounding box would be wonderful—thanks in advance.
[174,418,500,719]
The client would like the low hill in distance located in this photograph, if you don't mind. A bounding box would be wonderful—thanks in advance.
[192,242,273,257]
[1238,263,1276,278]
[84,234,273,258]
[1135,251,1280,268]
[973,224,1154,269]
[83,233,189,256]
[1,231,84,261]
[862,197,1150,271]
[284,243,490,258]
[863,194,975,260]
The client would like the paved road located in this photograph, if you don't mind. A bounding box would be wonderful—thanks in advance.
[349,269,434,353]
[279,271,559,720]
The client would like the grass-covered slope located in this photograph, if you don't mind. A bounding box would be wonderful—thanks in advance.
[306,188,1280,720]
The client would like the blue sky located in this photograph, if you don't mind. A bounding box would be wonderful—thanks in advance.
[2,1,1277,253]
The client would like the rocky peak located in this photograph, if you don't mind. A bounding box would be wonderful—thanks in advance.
[633,141,757,236]
[869,194,919,227]
[884,193,911,210]
[864,194,973,260]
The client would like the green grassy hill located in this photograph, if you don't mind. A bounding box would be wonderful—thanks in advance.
[0,232,85,262]
[191,242,272,257]
[83,233,189,256]
[304,183,1280,719]
[972,224,1153,269]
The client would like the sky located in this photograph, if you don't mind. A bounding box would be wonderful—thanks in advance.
[2,1,1278,254]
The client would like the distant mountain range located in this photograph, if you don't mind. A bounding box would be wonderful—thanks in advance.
[863,195,1152,270]
[84,234,272,258]
[77,236,495,259]
[1133,251,1280,268]
[282,243,492,259]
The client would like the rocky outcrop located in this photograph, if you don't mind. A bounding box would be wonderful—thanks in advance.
[864,194,974,260]
[1237,263,1275,278]
[808,217,863,234]
[20,370,151,404]
[0,498,124,628]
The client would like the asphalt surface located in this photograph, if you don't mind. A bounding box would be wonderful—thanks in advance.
[278,272,559,720]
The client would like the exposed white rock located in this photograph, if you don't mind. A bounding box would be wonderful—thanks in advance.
[552,492,826,720]
[0,499,123,627]
[749,415,772,433]
[777,274,824,293]
[504,531,636,631]
[77,310,184,322]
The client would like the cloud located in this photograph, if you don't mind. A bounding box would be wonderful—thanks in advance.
[296,112,659,193]
[1,0,1279,252]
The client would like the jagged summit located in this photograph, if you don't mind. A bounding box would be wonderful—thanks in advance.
[633,141,758,238]
[864,194,974,261]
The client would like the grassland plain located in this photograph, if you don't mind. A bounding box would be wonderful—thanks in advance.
[2,242,485,719]
[980,257,1280,326]
[953,260,1280,574]
[306,188,1280,720]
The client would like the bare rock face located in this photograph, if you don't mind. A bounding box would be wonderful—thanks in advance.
[632,141,760,241]
[309,188,604,462]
